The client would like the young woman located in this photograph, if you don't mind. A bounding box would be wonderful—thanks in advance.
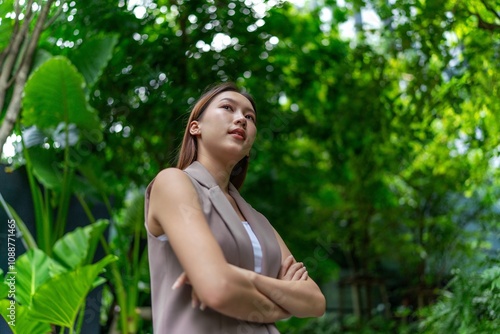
[145,82,326,333]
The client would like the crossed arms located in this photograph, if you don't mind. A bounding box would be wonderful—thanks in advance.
[147,168,326,323]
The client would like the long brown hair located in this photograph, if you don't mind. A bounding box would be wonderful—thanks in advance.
[176,82,256,190]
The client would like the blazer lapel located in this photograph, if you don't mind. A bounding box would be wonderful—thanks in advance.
[184,162,254,271]
[229,184,278,276]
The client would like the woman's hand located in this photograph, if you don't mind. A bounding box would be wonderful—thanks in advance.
[278,255,308,281]
[172,272,206,310]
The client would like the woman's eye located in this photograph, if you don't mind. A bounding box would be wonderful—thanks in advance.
[222,105,233,111]
[245,115,256,122]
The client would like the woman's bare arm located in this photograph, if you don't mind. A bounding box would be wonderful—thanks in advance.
[251,229,326,318]
[148,168,289,322]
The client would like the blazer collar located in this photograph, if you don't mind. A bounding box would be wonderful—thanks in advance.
[184,162,255,271]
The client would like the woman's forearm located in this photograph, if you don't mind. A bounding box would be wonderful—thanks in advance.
[198,265,291,323]
[252,272,326,318]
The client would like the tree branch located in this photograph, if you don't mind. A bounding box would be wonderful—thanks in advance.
[44,0,66,28]
[0,0,56,155]
[0,0,35,112]
[467,4,500,32]
[479,0,500,21]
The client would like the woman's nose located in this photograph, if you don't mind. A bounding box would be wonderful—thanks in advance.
[235,114,247,128]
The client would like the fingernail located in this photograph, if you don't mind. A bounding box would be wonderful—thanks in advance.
[172,280,180,290]
[200,303,206,311]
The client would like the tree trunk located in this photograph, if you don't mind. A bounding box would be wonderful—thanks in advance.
[0,0,55,154]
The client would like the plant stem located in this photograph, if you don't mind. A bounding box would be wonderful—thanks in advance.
[76,193,96,224]
[20,128,51,252]
[54,123,72,243]
[99,235,129,333]
[75,302,85,334]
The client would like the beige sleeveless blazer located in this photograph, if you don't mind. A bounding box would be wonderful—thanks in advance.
[145,162,282,333]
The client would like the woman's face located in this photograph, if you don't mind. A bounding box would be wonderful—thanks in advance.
[190,91,257,162]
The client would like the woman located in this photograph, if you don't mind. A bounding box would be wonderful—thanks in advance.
[145,82,326,333]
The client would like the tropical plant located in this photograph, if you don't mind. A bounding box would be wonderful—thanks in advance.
[100,189,151,334]
[419,256,500,334]
[0,220,116,334]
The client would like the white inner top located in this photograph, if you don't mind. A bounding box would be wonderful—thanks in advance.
[241,221,263,274]
[157,221,263,274]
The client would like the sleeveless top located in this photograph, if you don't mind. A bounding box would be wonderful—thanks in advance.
[145,162,282,333]
[156,221,263,273]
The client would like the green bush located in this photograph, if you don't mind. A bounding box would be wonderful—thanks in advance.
[419,257,500,334]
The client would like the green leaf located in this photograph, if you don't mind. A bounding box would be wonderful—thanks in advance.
[0,193,38,250]
[21,56,101,131]
[0,269,8,300]
[70,34,119,89]
[84,219,110,265]
[119,190,145,233]
[13,249,64,306]
[481,266,500,290]
[26,146,62,190]
[28,255,117,328]
[0,300,52,334]
[52,220,109,270]
[0,0,15,52]
[31,49,54,73]
[77,156,113,196]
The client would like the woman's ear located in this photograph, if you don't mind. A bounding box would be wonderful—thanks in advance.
[189,121,201,136]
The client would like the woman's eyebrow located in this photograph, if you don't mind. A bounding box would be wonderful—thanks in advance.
[219,98,256,114]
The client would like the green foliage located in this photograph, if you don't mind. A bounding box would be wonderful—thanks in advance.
[52,219,109,270]
[0,301,52,334]
[22,56,100,131]
[419,258,500,334]
[278,313,415,334]
[29,255,115,329]
[69,34,119,90]
[0,0,15,53]
[0,222,116,333]
[100,189,150,333]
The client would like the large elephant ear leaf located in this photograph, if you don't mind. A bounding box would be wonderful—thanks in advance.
[21,56,101,132]
[70,34,119,89]
[0,300,52,334]
[13,249,63,307]
[52,219,110,270]
[28,255,117,328]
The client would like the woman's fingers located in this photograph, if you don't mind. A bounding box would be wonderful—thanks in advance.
[191,289,200,309]
[171,272,206,310]
[278,255,295,279]
[172,271,190,290]
[191,288,206,310]
[283,262,307,281]
[292,266,307,281]
[300,267,309,280]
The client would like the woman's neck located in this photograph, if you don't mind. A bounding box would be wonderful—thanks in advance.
[195,155,237,193]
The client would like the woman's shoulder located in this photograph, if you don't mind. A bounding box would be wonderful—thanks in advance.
[150,167,194,195]
[155,166,185,179]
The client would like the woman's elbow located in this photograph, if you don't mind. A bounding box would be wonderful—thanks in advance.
[197,278,232,311]
[303,290,326,318]
[314,292,327,317]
